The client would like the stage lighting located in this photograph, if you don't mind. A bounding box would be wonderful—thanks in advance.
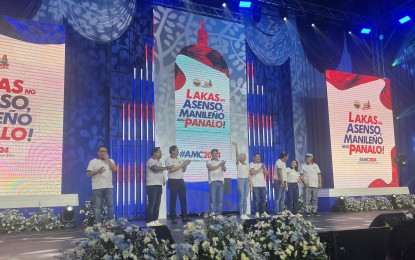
[348,31,352,35]
[61,206,76,228]
[222,3,227,8]
[361,28,371,34]
[334,196,346,212]
[379,34,384,40]
[399,15,411,24]
[279,8,288,21]
[239,1,251,8]
[396,153,407,166]
[311,23,315,27]
[387,194,398,209]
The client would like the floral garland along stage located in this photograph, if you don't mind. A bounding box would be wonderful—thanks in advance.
[0,208,62,234]
[57,211,328,260]
[342,194,415,212]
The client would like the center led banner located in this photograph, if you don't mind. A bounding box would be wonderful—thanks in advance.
[326,70,398,188]
[0,17,65,195]
[154,6,247,212]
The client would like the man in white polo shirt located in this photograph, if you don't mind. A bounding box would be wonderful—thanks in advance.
[250,153,269,218]
[273,151,289,214]
[87,145,117,224]
[301,153,322,216]
[165,145,191,224]
[146,147,171,227]
[206,149,226,214]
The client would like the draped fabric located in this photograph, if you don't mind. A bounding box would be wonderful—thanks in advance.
[388,48,415,192]
[60,0,136,43]
[296,17,344,73]
[244,12,291,66]
[346,34,374,76]
[32,0,64,24]
[0,0,42,19]
[288,18,334,188]
[0,16,65,44]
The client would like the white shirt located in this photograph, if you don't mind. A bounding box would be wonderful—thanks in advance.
[237,163,250,179]
[165,157,184,179]
[206,159,224,183]
[286,168,300,183]
[274,159,287,181]
[146,158,164,185]
[250,162,266,187]
[301,163,321,188]
[87,158,115,190]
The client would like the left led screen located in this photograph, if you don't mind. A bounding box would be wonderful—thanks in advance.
[0,34,65,195]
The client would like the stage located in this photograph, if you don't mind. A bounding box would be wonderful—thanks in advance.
[1,210,413,259]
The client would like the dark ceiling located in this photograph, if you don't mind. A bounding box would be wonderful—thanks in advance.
[302,0,412,18]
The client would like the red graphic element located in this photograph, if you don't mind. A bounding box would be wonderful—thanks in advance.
[175,20,229,91]
[379,79,392,110]
[326,70,392,110]
[368,146,399,187]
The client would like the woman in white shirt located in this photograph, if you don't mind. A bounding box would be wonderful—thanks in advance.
[286,159,304,215]
[232,142,250,220]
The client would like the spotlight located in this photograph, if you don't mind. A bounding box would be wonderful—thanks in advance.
[239,1,251,8]
[379,34,384,40]
[399,15,411,24]
[348,31,352,35]
[61,206,76,228]
[222,2,227,8]
[361,28,371,34]
[396,153,407,167]
[311,23,315,27]
[279,8,288,21]
[387,194,398,209]
[334,196,346,212]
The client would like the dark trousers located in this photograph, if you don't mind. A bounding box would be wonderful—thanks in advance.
[253,186,266,214]
[146,185,162,223]
[287,182,299,214]
[168,179,187,219]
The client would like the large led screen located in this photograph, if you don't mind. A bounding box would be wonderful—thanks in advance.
[0,19,65,195]
[326,70,398,188]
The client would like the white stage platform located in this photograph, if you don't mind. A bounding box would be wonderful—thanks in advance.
[0,194,79,209]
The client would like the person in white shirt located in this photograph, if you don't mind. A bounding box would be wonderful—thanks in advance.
[165,145,191,224]
[273,151,289,214]
[232,141,250,220]
[250,153,269,218]
[146,147,171,227]
[206,149,226,214]
[87,145,117,224]
[301,153,322,216]
[286,159,306,215]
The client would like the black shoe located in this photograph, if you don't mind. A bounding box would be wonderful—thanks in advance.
[312,212,320,216]
[182,218,192,223]
[305,212,311,216]
[171,219,178,224]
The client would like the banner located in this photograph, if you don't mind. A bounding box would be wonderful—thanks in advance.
[0,17,65,195]
[154,6,246,212]
[326,70,398,188]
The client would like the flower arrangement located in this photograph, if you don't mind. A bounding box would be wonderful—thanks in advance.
[0,209,29,233]
[79,198,108,226]
[343,196,395,212]
[247,211,327,260]
[375,196,394,211]
[0,208,62,233]
[27,208,63,231]
[56,218,172,260]
[394,194,415,209]
[172,213,263,260]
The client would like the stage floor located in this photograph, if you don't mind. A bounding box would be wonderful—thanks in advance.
[1,210,413,259]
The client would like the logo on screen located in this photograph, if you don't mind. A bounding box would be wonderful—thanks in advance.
[353,100,371,110]
[0,54,9,69]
